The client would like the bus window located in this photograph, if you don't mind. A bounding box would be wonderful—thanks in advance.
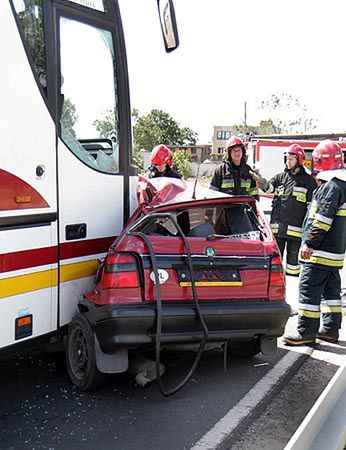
[12,0,47,94]
[59,17,119,174]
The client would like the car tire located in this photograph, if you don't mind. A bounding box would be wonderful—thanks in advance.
[228,338,261,358]
[66,314,106,391]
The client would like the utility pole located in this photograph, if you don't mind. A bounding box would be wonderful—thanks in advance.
[244,101,247,134]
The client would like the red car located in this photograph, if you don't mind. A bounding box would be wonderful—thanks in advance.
[66,178,290,392]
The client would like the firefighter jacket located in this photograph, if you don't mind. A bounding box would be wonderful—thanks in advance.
[209,160,258,197]
[267,167,317,240]
[147,165,181,179]
[300,173,346,270]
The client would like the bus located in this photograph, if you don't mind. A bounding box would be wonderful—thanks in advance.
[0,0,178,357]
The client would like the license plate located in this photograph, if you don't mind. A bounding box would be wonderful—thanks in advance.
[177,267,242,287]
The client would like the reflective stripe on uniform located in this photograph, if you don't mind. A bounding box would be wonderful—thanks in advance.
[286,263,300,275]
[321,299,342,313]
[298,310,321,318]
[292,187,307,203]
[324,299,342,306]
[249,188,258,195]
[293,187,308,193]
[240,180,251,189]
[221,181,234,189]
[312,220,331,232]
[287,225,302,238]
[298,303,321,318]
[311,250,344,260]
[315,213,333,225]
[307,250,345,268]
[336,202,346,216]
[299,303,321,311]
[309,257,344,267]
[270,223,279,234]
[321,305,343,313]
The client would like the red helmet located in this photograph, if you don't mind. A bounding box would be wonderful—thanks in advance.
[312,140,344,172]
[224,136,246,153]
[150,144,172,167]
[285,144,305,165]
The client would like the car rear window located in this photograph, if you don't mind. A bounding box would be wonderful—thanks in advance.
[136,204,263,240]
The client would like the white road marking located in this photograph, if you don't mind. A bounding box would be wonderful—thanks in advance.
[190,352,303,450]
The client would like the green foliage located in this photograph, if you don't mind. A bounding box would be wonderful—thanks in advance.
[61,98,78,137]
[93,107,197,154]
[133,109,198,151]
[258,93,317,134]
[172,149,192,180]
[17,1,46,87]
[258,119,279,135]
[232,124,258,135]
[93,109,116,138]
[133,148,145,174]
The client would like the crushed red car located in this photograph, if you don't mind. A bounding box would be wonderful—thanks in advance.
[66,177,290,392]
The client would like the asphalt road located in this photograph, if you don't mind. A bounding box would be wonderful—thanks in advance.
[1,277,345,450]
[0,342,299,450]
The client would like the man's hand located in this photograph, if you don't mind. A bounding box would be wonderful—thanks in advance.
[300,244,313,260]
[249,170,268,190]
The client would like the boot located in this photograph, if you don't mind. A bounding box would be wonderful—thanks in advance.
[283,332,315,346]
[316,328,339,344]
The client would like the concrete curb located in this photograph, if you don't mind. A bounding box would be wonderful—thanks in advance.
[284,361,346,450]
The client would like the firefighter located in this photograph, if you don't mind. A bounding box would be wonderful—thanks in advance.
[283,140,346,345]
[147,144,181,179]
[256,144,317,276]
[209,136,258,197]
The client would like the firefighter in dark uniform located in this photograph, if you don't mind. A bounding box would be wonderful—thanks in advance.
[284,140,346,345]
[147,144,181,179]
[209,136,258,197]
[257,144,317,276]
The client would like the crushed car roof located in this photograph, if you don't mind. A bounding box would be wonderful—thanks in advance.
[137,176,253,209]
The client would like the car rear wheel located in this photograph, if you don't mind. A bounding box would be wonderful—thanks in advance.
[66,314,106,391]
[228,338,261,358]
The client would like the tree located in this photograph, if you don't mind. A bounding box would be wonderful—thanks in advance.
[258,93,317,134]
[132,109,198,151]
[93,109,117,138]
[93,108,198,149]
[258,119,280,135]
[17,1,46,88]
[61,98,78,137]
[172,149,192,180]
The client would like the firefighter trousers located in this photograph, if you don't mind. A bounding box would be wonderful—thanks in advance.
[298,264,342,336]
[276,237,301,276]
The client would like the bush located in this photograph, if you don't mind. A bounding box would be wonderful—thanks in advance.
[172,149,192,180]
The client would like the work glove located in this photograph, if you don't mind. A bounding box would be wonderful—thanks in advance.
[249,170,269,191]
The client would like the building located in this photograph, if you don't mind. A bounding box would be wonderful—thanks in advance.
[211,125,258,159]
[168,144,212,161]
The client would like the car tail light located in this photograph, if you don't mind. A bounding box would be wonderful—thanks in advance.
[268,256,285,300]
[102,253,140,289]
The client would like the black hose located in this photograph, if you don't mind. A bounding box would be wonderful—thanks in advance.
[130,216,208,396]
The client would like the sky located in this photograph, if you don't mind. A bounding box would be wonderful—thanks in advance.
[119,0,346,144]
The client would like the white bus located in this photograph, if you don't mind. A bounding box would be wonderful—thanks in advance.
[0,0,178,357]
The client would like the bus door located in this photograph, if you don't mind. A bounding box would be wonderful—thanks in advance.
[54,2,134,326]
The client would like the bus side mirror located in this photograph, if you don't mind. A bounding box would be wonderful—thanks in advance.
[157,0,179,53]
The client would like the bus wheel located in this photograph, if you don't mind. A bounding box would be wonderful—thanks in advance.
[66,314,105,391]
